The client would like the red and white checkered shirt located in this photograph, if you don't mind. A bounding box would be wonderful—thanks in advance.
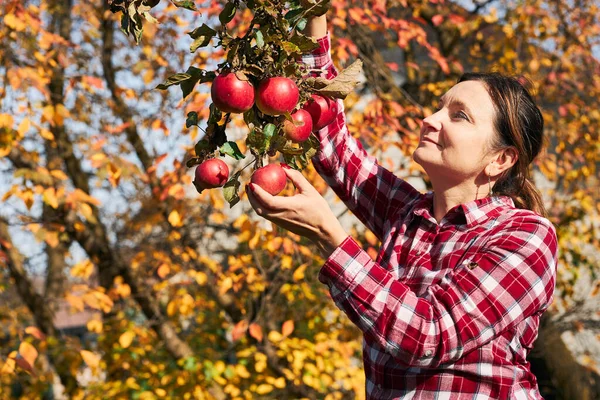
[303,34,558,399]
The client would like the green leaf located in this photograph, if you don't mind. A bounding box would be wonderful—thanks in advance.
[304,0,331,17]
[219,2,237,25]
[181,67,215,99]
[223,172,242,208]
[188,24,217,52]
[195,139,214,155]
[263,123,276,140]
[186,157,202,168]
[290,31,319,52]
[255,30,264,48]
[172,0,197,11]
[284,8,304,22]
[186,111,199,128]
[296,18,307,31]
[156,73,192,90]
[219,141,246,160]
[183,356,198,372]
[281,41,301,55]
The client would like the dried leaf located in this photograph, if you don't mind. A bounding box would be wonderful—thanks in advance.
[315,59,363,99]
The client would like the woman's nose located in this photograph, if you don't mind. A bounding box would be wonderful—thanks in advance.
[422,112,442,131]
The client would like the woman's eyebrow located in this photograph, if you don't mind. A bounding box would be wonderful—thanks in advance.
[443,97,475,121]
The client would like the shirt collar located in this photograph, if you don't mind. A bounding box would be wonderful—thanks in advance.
[412,193,514,227]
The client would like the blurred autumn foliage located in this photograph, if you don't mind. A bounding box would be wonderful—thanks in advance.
[0,0,599,399]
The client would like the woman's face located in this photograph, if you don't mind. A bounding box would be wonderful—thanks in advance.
[413,80,498,184]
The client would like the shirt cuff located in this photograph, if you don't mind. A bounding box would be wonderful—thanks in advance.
[318,235,372,293]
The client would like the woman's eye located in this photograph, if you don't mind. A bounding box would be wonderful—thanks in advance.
[453,111,469,120]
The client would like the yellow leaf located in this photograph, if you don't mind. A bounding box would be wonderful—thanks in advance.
[25,326,46,340]
[20,188,34,210]
[119,331,136,349]
[41,105,55,125]
[86,319,103,334]
[273,377,286,389]
[79,203,96,223]
[194,271,207,286]
[220,277,233,295]
[54,104,69,126]
[107,162,122,187]
[143,69,155,85]
[50,169,68,180]
[4,13,27,31]
[248,230,261,250]
[281,255,293,270]
[292,263,308,282]
[116,282,131,298]
[40,128,54,140]
[282,320,294,337]
[71,260,94,279]
[94,291,114,313]
[1,357,16,375]
[267,330,283,343]
[65,293,84,312]
[17,118,30,139]
[18,342,38,368]
[255,384,274,395]
[80,350,100,368]
[168,210,182,227]
[235,364,251,378]
[44,231,59,248]
[43,187,59,209]
[0,114,14,129]
[157,263,170,278]
[364,230,378,246]
[167,301,176,316]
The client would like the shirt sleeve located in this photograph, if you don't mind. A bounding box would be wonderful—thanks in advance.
[302,34,422,241]
[318,214,558,368]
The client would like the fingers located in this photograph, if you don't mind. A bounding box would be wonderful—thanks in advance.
[281,164,316,194]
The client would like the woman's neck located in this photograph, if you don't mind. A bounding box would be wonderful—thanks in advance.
[432,182,489,223]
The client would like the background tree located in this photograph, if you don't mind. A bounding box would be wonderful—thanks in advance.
[0,0,599,399]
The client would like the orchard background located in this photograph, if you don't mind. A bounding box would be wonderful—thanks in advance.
[1,0,599,399]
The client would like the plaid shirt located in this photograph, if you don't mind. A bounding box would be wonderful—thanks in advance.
[303,35,558,399]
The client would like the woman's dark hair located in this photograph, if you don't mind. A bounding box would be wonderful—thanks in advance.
[458,72,547,217]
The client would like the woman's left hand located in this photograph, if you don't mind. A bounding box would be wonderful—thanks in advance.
[246,165,348,258]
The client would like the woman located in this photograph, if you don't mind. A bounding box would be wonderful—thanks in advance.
[247,12,558,400]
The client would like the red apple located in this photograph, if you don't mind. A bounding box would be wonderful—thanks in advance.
[255,77,299,116]
[251,164,287,196]
[302,94,338,130]
[194,158,229,190]
[282,109,313,142]
[211,73,255,113]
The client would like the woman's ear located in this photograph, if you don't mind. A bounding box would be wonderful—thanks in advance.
[488,147,518,177]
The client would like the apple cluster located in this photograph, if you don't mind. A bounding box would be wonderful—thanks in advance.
[194,72,338,196]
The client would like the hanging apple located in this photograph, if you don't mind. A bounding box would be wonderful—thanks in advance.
[211,72,255,114]
[255,77,299,116]
[194,158,229,191]
[282,109,313,142]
